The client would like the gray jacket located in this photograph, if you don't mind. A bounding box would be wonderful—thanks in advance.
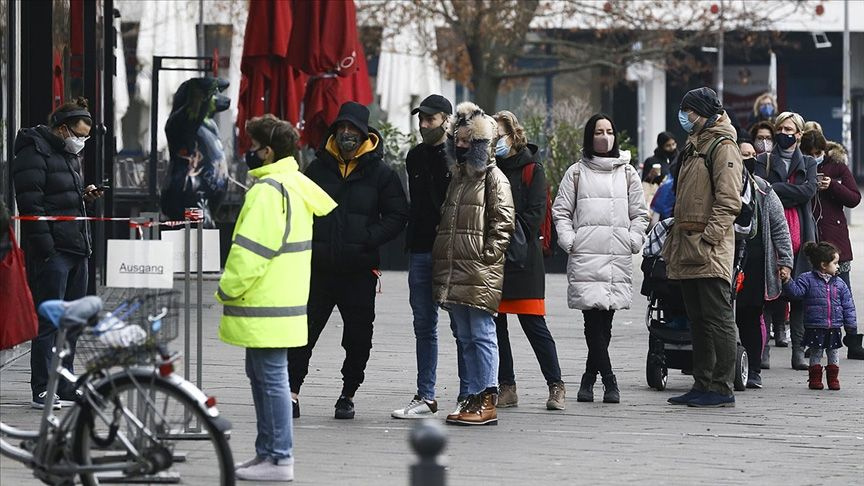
[755,176,795,300]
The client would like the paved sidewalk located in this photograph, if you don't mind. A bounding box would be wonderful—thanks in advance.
[3,221,864,484]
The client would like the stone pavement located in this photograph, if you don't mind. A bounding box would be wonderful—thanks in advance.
[3,225,864,485]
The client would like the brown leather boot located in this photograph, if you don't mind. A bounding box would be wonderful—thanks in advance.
[451,392,498,426]
[445,397,471,423]
[808,364,824,390]
[826,364,840,390]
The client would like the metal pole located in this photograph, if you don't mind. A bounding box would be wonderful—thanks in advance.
[195,218,203,433]
[149,57,160,204]
[183,220,191,391]
[717,5,724,105]
[197,0,205,59]
[842,0,852,160]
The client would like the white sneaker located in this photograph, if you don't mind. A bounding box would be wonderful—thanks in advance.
[236,457,294,482]
[391,395,438,419]
[235,456,266,470]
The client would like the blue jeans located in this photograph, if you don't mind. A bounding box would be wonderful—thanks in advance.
[448,304,498,396]
[245,348,293,461]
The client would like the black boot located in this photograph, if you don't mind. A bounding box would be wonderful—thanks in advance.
[601,374,620,404]
[576,372,595,402]
[846,334,864,360]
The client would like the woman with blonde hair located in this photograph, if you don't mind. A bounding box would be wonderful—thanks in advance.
[492,110,565,411]
[754,111,818,370]
[750,92,778,127]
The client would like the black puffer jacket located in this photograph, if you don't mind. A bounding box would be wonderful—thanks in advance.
[497,144,546,300]
[305,127,409,273]
[12,126,91,259]
[405,142,451,253]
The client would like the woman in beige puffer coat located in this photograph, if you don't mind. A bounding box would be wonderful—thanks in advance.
[432,101,515,426]
[551,113,649,405]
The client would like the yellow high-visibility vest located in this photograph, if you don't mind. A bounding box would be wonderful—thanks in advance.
[216,156,336,348]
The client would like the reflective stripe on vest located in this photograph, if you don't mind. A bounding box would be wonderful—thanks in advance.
[231,178,311,260]
[223,305,307,317]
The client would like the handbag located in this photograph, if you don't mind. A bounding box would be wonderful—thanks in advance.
[0,225,39,350]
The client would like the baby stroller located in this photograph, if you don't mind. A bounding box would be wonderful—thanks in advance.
[640,218,748,391]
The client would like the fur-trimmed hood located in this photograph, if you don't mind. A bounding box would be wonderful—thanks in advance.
[445,101,498,178]
[825,141,848,165]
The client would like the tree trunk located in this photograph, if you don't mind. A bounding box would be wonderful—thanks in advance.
[471,72,503,114]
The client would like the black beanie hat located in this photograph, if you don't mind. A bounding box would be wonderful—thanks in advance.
[332,101,370,138]
[680,87,723,119]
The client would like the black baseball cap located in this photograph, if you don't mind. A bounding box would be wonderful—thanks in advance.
[411,94,453,116]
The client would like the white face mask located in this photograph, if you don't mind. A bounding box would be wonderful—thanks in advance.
[62,126,89,154]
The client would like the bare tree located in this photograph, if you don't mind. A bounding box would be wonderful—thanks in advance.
[359,0,815,111]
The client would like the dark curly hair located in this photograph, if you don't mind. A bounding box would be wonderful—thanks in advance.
[803,241,839,270]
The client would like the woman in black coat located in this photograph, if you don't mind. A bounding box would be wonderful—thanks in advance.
[641,131,678,184]
[492,111,565,411]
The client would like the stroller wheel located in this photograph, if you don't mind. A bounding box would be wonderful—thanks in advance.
[646,358,668,391]
[734,344,749,392]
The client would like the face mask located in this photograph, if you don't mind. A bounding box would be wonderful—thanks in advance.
[754,139,773,154]
[419,125,445,145]
[245,149,265,170]
[776,132,797,150]
[495,137,510,158]
[743,157,757,174]
[63,126,89,154]
[454,146,469,163]
[814,154,825,165]
[664,148,677,159]
[593,134,614,154]
[337,132,361,153]
[678,110,695,134]
[759,104,775,118]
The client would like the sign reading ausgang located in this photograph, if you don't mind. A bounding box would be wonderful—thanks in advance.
[106,240,175,289]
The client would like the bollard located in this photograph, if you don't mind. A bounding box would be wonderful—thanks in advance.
[409,419,447,486]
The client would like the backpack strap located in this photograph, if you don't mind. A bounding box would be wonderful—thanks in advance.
[521,162,536,188]
[700,135,736,194]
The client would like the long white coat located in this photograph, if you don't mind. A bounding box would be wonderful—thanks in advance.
[551,152,649,310]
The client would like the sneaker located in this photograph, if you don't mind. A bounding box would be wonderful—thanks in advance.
[687,391,735,408]
[236,457,294,482]
[667,389,704,405]
[391,395,438,419]
[334,395,355,420]
[235,456,266,470]
[546,382,566,410]
[58,389,83,407]
[445,398,469,422]
[292,399,299,419]
[497,384,518,408]
[746,372,763,389]
[31,391,61,410]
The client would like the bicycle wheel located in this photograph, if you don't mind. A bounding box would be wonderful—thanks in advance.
[72,371,234,485]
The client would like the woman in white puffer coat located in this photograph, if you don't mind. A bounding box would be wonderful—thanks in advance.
[551,113,649,404]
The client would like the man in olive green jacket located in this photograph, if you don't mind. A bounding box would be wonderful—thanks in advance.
[663,87,742,408]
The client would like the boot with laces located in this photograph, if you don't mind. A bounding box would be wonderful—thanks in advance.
[450,392,497,426]
[497,384,518,408]
[546,382,566,410]
[576,372,595,403]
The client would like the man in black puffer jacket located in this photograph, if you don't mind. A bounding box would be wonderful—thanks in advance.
[287,102,408,419]
[12,98,103,409]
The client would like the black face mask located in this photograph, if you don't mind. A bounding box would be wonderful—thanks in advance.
[245,149,265,170]
[776,132,797,150]
[664,149,677,160]
[743,157,757,174]
[454,146,469,163]
[337,132,361,153]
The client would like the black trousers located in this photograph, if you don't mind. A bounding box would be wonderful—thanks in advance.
[27,252,87,397]
[735,305,764,373]
[495,313,562,386]
[286,271,377,397]
[582,309,615,377]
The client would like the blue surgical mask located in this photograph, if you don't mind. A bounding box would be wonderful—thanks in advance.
[678,110,695,134]
[495,137,510,158]
[814,154,824,165]
[759,104,775,118]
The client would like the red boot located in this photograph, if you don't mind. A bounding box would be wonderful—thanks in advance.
[826,364,840,390]
[808,364,824,390]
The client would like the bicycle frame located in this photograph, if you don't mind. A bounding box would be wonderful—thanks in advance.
[1,323,228,480]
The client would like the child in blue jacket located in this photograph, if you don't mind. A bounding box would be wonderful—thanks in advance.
[783,241,857,390]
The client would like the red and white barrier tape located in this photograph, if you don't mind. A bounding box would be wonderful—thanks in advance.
[12,215,202,238]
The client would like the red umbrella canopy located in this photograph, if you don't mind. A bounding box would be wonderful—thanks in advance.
[287,0,372,148]
[236,0,306,154]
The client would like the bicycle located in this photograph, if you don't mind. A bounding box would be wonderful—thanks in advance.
[0,293,235,485]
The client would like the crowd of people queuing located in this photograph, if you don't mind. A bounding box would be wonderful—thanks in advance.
[8,86,862,482]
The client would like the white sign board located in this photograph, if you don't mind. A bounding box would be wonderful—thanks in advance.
[160,229,221,272]
[106,240,175,289]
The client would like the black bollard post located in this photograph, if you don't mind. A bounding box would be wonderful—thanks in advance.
[409,419,447,486]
